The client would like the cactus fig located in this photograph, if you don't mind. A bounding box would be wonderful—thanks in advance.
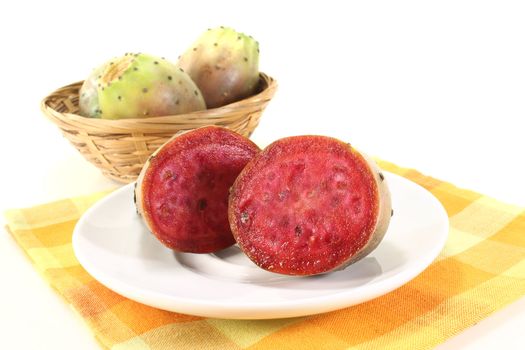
[79,53,206,119]
[229,136,392,276]
[135,126,260,253]
[178,27,260,108]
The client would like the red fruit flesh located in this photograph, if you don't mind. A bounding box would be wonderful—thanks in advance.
[139,127,259,253]
[229,136,380,275]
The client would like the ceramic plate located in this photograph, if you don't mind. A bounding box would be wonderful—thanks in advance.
[73,172,448,319]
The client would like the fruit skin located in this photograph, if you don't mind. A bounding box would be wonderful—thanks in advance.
[135,126,260,253]
[344,151,392,266]
[79,53,206,119]
[228,136,392,276]
[178,27,260,108]
[79,65,105,118]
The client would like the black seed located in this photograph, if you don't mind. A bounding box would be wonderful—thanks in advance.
[175,99,179,105]
[101,87,105,91]
[162,169,173,180]
[118,76,122,80]
[81,93,85,97]
[220,26,224,29]
[97,83,101,87]
[213,42,218,46]
[391,209,394,217]
[154,61,158,64]
[134,67,138,71]
[193,47,197,51]
[379,172,384,181]
[194,90,198,96]
[243,57,248,62]
[295,225,302,236]
[109,62,114,65]
[97,75,101,78]
[179,67,184,72]
[118,96,122,100]
[237,36,241,40]
[99,109,103,114]
[167,75,172,80]
[142,88,148,93]
[257,48,260,53]
[197,199,207,210]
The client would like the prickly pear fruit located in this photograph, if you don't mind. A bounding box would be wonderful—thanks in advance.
[135,126,260,253]
[79,53,206,119]
[229,136,392,276]
[178,27,260,108]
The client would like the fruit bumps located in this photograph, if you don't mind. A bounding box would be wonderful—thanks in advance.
[229,136,392,276]
[135,126,260,253]
[79,53,206,119]
[178,27,260,108]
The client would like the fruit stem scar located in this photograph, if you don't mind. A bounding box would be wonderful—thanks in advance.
[100,55,135,84]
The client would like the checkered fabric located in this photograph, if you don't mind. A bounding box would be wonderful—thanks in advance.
[4,160,525,350]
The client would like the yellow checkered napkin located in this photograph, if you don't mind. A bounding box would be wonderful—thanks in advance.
[4,161,525,350]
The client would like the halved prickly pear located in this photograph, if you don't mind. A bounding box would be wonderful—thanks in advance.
[135,126,260,253]
[229,136,392,276]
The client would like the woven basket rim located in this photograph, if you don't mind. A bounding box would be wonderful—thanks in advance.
[41,72,277,130]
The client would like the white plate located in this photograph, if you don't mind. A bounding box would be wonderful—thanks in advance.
[73,172,448,319]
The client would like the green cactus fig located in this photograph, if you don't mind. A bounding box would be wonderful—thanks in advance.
[178,27,260,108]
[79,53,206,119]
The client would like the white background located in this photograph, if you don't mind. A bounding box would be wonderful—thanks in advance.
[0,1,524,349]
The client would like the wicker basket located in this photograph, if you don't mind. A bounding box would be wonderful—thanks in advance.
[41,73,277,183]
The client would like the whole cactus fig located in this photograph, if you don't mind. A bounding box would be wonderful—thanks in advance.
[79,53,206,119]
[178,27,260,108]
